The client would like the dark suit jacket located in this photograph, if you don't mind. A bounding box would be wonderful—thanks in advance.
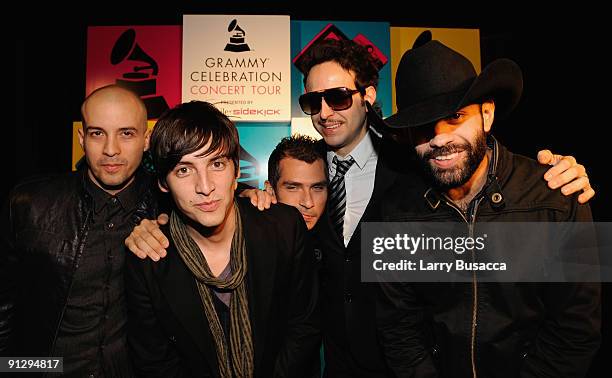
[125,198,320,378]
[313,133,420,377]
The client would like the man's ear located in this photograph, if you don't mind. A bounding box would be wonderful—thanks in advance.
[264,180,276,196]
[233,165,241,191]
[482,101,496,133]
[363,85,377,110]
[78,127,85,150]
[143,127,151,151]
[158,179,169,193]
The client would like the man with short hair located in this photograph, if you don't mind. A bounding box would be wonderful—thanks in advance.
[0,85,156,376]
[266,135,328,230]
[125,101,319,377]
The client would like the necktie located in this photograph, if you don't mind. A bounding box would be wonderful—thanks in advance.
[328,155,355,240]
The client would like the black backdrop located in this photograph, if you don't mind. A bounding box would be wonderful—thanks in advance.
[9,3,610,376]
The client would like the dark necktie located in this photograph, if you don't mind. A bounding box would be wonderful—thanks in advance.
[328,155,356,240]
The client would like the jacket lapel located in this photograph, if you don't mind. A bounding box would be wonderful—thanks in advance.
[317,208,346,251]
[317,136,401,254]
[346,137,399,251]
[239,202,277,369]
[154,242,220,376]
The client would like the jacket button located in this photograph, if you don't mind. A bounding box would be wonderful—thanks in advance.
[344,293,352,303]
[313,248,322,262]
[106,222,114,229]
[169,335,177,342]
[491,192,503,204]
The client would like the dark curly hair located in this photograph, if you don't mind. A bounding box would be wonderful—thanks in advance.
[300,39,379,90]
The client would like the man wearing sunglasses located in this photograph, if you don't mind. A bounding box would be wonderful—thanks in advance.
[296,39,595,377]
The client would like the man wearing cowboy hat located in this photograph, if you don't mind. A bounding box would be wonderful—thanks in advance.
[375,32,600,377]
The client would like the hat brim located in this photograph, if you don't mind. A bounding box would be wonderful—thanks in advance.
[385,58,523,128]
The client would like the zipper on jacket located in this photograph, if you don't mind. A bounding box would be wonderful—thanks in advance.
[441,195,484,378]
[467,198,483,378]
[436,139,498,378]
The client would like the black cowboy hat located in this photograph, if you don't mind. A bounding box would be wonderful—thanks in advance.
[382,30,523,129]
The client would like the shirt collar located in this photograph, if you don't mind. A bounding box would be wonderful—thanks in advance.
[84,173,142,214]
[326,130,376,170]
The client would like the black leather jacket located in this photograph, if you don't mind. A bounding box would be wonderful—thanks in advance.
[376,139,601,378]
[0,168,158,357]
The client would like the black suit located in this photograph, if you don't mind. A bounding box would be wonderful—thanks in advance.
[313,133,418,377]
[125,198,320,378]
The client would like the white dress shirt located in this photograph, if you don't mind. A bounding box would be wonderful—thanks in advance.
[327,131,378,246]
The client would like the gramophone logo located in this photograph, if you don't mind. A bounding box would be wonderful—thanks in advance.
[224,19,251,52]
[111,28,169,117]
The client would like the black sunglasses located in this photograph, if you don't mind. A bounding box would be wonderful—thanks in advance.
[298,87,364,115]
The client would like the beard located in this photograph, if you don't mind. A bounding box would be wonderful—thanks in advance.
[418,127,488,190]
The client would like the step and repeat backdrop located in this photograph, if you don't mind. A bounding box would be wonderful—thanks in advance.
[72,15,480,188]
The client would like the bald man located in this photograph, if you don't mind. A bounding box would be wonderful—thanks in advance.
[0,85,157,377]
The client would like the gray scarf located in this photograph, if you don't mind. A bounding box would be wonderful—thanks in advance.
[170,202,254,378]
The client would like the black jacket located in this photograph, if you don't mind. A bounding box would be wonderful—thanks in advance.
[312,132,417,377]
[376,139,601,378]
[125,198,320,378]
[0,169,157,357]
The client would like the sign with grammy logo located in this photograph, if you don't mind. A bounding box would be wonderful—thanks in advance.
[182,15,291,122]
